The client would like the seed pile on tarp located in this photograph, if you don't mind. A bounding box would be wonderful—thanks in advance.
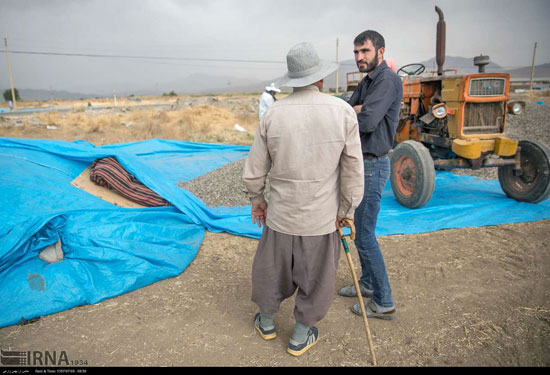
[178,158,271,207]
[506,102,550,146]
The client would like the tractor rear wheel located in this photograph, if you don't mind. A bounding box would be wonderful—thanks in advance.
[498,140,550,203]
[390,140,435,208]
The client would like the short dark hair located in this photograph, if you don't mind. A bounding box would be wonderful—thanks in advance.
[354,30,385,50]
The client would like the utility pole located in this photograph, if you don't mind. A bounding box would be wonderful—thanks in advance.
[4,38,17,110]
[529,42,537,91]
[335,38,339,94]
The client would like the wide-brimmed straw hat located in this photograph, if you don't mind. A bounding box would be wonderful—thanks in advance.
[265,83,281,92]
[277,42,337,88]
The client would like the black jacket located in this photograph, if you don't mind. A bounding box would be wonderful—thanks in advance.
[347,60,403,156]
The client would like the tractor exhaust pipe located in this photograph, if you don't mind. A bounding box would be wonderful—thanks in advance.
[435,6,446,76]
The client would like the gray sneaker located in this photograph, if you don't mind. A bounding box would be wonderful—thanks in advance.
[254,313,277,340]
[287,326,319,357]
[338,284,373,298]
[351,300,397,320]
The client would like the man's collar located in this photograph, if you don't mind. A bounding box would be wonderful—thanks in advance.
[293,85,320,92]
[366,60,388,81]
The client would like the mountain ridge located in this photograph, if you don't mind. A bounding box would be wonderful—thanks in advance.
[11,57,550,100]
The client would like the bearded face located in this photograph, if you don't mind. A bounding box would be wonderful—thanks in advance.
[358,51,379,73]
[354,40,383,74]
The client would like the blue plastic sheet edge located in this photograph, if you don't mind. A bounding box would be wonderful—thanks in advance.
[0,137,255,328]
[1,136,549,328]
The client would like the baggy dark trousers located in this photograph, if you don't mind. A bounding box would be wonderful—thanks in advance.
[251,225,341,327]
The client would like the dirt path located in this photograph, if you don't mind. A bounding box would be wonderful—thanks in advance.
[1,220,548,367]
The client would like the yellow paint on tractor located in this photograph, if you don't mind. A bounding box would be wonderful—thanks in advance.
[451,136,518,159]
[441,78,463,138]
[494,137,518,157]
[452,138,482,159]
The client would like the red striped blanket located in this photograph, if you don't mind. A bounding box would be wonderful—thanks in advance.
[89,157,171,207]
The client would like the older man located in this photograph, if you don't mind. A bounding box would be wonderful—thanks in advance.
[243,42,364,356]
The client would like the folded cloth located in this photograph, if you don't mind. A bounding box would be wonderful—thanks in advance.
[89,156,171,207]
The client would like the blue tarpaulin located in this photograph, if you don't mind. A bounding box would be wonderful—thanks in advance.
[1,137,549,328]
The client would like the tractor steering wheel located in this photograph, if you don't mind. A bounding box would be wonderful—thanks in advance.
[397,63,426,77]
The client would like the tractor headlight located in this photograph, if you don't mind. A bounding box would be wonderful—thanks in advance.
[432,103,448,119]
[507,101,525,115]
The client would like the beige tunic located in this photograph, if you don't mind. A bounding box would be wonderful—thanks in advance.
[242,85,364,236]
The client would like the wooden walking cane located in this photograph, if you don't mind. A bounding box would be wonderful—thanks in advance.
[338,218,377,366]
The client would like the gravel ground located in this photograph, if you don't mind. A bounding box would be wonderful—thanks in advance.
[506,100,550,145]
[180,96,550,207]
[178,159,271,207]
[178,159,251,207]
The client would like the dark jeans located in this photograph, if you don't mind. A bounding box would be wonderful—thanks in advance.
[354,156,394,308]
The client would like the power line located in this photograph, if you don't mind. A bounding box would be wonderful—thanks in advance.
[0,49,533,70]
[0,49,286,64]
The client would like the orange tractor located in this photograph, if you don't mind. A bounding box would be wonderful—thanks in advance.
[376,6,550,208]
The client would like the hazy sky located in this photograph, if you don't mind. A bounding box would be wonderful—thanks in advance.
[0,0,549,95]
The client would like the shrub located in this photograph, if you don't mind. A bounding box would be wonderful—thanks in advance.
[3,88,20,102]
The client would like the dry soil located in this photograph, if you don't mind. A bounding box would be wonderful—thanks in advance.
[0,93,549,367]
